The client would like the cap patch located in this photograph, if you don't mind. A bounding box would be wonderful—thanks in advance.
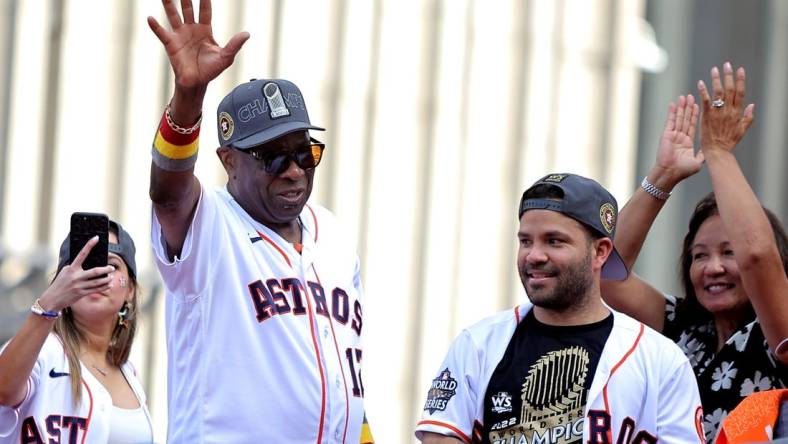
[599,203,615,234]
[263,82,291,118]
[542,174,568,183]
[219,112,234,141]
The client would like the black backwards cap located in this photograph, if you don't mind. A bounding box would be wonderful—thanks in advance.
[518,173,629,280]
[216,78,325,150]
[57,219,137,278]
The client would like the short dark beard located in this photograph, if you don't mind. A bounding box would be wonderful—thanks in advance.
[520,249,594,312]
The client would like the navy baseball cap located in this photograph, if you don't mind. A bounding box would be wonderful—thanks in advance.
[518,173,628,280]
[57,220,137,278]
[216,78,324,150]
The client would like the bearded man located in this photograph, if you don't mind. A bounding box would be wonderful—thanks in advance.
[415,173,705,444]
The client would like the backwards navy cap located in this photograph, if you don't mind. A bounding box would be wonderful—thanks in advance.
[519,173,628,280]
[57,219,137,278]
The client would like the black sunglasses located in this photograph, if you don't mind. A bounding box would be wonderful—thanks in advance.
[243,137,325,175]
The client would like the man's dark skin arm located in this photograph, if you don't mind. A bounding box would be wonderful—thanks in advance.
[147,0,248,257]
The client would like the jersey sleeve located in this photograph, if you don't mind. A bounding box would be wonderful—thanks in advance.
[150,184,223,299]
[656,351,705,444]
[0,335,56,437]
[415,330,483,443]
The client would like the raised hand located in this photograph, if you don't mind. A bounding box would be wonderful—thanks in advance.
[147,0,250,90]
[655,94,703,182]
[697,62,755,154]
[38,236,115,313]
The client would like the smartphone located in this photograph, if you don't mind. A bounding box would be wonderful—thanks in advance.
[69,212,109,270]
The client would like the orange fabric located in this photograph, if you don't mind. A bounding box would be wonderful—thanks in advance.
[716,389,788,443]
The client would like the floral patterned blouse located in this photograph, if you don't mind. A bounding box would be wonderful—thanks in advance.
[663,296,787,443]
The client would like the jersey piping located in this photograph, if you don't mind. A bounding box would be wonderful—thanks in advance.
[306,204,319,242]
[256,230,293,267]
[417,420,471,443]
[81,378,93,444]
[302,287,327,443]
[601,322,644,443]
[312,264,351,444]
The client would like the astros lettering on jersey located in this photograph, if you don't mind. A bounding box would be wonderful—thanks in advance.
[0,335,152,443]
[415,303,705,444]
[152,185,366,443]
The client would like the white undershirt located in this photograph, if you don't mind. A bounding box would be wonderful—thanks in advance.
[108,405,153,444]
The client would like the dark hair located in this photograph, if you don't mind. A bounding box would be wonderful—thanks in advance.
[522,184,604,241]
[675,192,788,328]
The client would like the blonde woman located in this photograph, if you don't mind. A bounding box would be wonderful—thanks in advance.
[0,220,152,443]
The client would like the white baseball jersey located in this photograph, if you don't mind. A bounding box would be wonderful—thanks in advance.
[151,185,366,443]
[0,334,152,443]
[415,303,705,443]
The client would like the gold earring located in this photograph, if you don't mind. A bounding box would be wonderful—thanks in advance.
[118,302,129,328]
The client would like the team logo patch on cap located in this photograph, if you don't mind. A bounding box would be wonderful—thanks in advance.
[542,174,567,183]
[219,112,234,141]
[424,368,457,414]
[263,82,291,118]
[599,203,616,234]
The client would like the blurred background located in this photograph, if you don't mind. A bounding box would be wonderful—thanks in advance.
[0,0,785,442]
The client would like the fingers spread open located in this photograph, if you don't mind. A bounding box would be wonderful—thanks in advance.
[723,62,735,104]
[147,17,171,45]
[162,0,184,28]
[734,67,746,108]
[740,103,755,133]
[697,80,712,112]
[710,66,724,100]
[180,0,195,24]
[688,99,699,141]
[664,102,677,133]
[676,95,688,134]
[681,95,694,135]
[221,32,251,60]
[198,0,212,24]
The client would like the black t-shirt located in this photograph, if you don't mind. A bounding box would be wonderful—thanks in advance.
[482,311,614,444]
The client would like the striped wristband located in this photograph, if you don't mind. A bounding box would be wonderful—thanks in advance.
[151,105,201,171]
[31,298,60,318]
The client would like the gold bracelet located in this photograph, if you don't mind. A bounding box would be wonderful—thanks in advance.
[165,104,202,135]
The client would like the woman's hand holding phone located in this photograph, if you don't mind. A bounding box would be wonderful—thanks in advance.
[39,236,115,312]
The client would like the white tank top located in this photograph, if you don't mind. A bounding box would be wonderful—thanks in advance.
[108,405,153,444]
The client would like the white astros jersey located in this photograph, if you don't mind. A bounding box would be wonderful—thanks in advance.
[0,335,153,443]
[415,303,705,444]
[151,185,366,444]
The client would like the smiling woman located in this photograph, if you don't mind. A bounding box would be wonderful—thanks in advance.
[0,218,153,444]
[600,63,788,443]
